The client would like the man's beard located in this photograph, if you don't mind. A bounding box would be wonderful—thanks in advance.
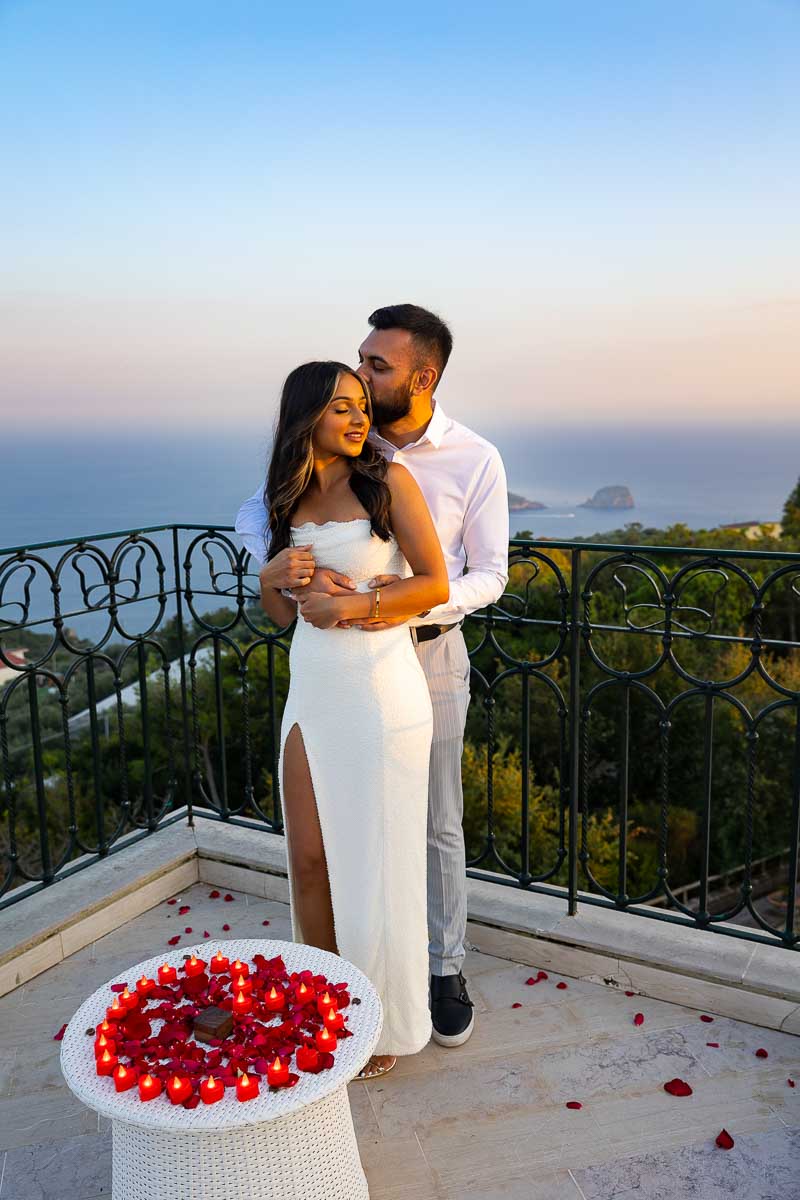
[370,380,414,426]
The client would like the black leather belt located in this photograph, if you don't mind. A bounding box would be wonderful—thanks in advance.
[412,621,462,644]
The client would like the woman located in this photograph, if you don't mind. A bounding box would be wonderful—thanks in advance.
[258,361,449,1078]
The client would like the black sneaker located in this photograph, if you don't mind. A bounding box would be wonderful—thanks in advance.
[430,972,475,1047]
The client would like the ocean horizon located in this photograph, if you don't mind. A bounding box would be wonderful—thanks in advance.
[3,422,795,551]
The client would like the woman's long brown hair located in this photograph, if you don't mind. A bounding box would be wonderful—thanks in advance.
[264,361,392,561]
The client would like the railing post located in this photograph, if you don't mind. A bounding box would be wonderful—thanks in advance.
[567,547,581,916]
[172,527,194,828]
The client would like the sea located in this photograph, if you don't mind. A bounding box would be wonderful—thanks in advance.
[2,424,796,638]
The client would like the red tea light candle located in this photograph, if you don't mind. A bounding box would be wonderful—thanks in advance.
[184,955,207,978]
[264,985,285,1012]
[294,981,313,1005]
[323,1006,345,1033]
[266,1056,290,1087]
[315,1027,337,1054]
[236,1071,260,1102]
[138,1073,163,1102]
[96,1019,114,1038]
[232,989,252,1016]
[136,975,156,998]
[200,1075,224,1105]
[158,963,178,985]
[209,952,230,975]
[113,1064,137,1093]
[94,1034,116,1059]
[119,986,139,1012]
[106,996,125,1022]
[316,990,337,1016]
[167,1074,194,1105]
[229,960,249,979]
[96,1048,118,1076]
[233,973,252,996]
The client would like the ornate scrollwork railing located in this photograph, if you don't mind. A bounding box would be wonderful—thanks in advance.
[1,525,798,950]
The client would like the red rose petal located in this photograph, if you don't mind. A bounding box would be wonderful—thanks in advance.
[183,1094,201,1109]
[167,935,181,946]
[167,898,177,905]
[788,1078,796,1088]
[179,905,190,915]
[224,894,234,902]
[511,1002,522,1009]
[565,1101,582,1110]
[184,927,193,934]
[633,1013,644,1026]
[262,920,270,927]
[53,1023,67,1041]
[222,924,231,932]
[536,971,548,981]
[109,982,128,993]
[664,1078,693,1097]
[624,991,635,997]
[706,1042,720,1048]
[715,1129,734,1150]
[755,1048,769,1058]
[700,1015,714,1023]
[209,890,221,899]
[203,931,210,938]
[556,981,568,990]
[525,977,536,985]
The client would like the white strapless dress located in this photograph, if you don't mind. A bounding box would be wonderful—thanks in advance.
[278,518,433,1056]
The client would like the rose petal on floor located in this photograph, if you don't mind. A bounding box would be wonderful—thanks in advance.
[716,1129,734,1150]
[53,1023,67,1041]
[664,1078,693,1097]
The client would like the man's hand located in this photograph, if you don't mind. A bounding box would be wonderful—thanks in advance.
[258,545,316,591]
[339,574,407,631]
[291,566,356,599]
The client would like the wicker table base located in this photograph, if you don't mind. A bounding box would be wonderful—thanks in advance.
[110,1086,368,1199]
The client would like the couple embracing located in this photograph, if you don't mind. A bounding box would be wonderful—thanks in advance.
[236,304,509,1079]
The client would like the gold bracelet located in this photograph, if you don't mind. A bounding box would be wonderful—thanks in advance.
[374,587,381,620]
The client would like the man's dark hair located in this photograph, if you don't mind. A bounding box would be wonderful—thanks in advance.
[367,303,453,388]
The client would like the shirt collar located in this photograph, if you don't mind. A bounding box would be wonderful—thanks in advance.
[369,399,448,452]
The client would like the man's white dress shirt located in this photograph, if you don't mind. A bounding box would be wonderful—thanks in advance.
[234,400,509,626]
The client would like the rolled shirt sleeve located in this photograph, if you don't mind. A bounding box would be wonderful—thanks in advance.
[425,448,509,622]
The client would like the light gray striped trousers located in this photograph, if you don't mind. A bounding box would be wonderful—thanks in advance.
[412,625,472,978]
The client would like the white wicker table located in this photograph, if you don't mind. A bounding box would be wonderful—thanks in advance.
[60,938,382,1199]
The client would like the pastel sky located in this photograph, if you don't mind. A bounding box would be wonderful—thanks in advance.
[1,0,798,430]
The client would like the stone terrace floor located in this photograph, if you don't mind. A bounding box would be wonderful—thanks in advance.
[1,882,798,1200]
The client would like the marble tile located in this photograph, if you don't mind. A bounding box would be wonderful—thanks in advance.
[531,1026,704,1103]
[466,923,619,982]
[0,1051,15,1098]
[573,1124,800,1200]
[8,1038,65,1096]
[367,1051,551,1140]
[439,1168,584,1199]
[0,1091,97,1152]
[0,1130,111,1199]
[781,1005,800,1036]
[358,1134,438,1199]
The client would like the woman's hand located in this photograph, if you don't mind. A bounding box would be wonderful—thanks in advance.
[296,590,344,630]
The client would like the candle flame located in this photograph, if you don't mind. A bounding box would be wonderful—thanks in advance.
[236,990,246,1001]
[269,987,278,999]
[101,1050,112,1062]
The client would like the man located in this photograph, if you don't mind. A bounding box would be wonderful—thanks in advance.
[236,303,509,1047]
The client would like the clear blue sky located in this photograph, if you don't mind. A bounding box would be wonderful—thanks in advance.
[1,0,798,429]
